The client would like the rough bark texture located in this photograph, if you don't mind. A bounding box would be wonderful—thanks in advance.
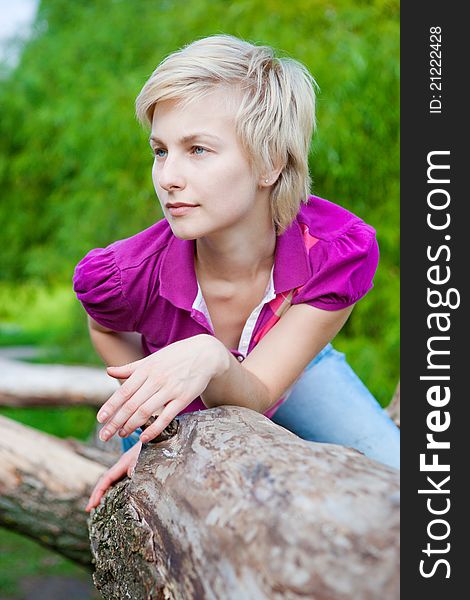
[0,357,118,407]
[90,406,400,600]
[0,415,118,566]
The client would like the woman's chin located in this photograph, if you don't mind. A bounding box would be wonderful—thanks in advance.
[167,220,204,241]
[166,214,236,240]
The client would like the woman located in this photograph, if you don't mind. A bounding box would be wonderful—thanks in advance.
[73,35,400,512]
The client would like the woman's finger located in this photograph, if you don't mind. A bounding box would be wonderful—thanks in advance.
[85,470,126,512]
[86,476,112,511]
[139,400,185,443]
[118,387,175,437]
[100,378,167,441]
[97,368,148,425]
[85,442,142,512]
[86,481,108,511]
[85,458,129,511]
[106,358,145,379]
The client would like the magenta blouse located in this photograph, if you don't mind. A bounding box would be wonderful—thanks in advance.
[73,195,379,417]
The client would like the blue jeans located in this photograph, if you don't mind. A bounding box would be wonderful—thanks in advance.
[121,344,400,470]
[271,344,400,470]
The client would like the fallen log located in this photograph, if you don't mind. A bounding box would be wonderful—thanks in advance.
[0,415,114,566]
[89,406,400,600]
[0,357,118,407]
[0,355,401,431]
[386,381,400,428]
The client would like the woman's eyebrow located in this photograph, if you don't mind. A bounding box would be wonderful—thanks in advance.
[149,133,222,144]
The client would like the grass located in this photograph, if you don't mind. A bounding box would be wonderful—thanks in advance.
[0,529,95,598]
[0,283,100,366]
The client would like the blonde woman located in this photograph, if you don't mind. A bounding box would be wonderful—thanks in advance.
[73,35,400,512]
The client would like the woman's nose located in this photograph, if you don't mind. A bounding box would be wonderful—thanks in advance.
[157,156,186,192]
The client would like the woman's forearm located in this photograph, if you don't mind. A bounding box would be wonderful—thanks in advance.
[201,341,272,414]
[88,320,145,368]
[95,334,276,444]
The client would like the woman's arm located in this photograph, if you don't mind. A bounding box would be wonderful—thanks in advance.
[94,304,353,443]
[88,317,145,369]
[202,303,354,413]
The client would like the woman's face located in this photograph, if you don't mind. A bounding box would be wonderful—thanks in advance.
[150,88,267,240]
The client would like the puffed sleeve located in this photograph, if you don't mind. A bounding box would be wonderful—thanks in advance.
[292,220,379,311]
[73,245,137,331]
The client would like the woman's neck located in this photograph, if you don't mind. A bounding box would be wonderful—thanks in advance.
[195,221,276,284]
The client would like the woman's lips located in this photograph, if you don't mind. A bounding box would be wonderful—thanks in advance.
[167,205,199,217]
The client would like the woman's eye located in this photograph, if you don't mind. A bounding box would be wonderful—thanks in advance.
[153,148,167,158]
[151,146,207,158]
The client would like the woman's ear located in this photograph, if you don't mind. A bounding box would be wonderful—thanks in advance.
[259,163,285,188]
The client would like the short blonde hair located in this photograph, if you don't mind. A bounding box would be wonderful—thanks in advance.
[136,34,317,233]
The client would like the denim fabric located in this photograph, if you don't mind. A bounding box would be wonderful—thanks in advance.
[271,343,400,469]
[121,343,400,470]
[121,427,142,453]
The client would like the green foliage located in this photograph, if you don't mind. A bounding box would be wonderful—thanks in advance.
[0,0,399,403]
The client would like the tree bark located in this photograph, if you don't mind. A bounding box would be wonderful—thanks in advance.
[0,357,118,407]
[386,382,400,428]
[0,415,116,566]
[89,406,400,600]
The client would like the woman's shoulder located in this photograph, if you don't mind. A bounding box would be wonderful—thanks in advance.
[110,217,173,270]
[74,216,173,294]
[73,218,173,331]
[290,195,379,310]
[297,195,376,243]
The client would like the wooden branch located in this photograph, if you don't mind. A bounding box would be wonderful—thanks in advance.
[386,381,400,428]
[0,415,115,566]
[0,357,118,407]
[62,434,121,468]
[90,406,400,600]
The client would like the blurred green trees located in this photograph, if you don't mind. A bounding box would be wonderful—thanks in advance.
[0,0,399,405]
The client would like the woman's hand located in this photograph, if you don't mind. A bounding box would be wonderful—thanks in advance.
[96,334,229,443]
[85,441,142,512]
